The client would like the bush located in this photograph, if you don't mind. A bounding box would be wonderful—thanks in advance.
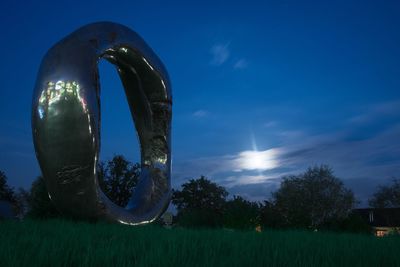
[26,177,60,219]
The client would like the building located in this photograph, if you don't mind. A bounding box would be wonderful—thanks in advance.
[353,208,400,237]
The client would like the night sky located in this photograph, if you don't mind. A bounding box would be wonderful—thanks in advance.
[1,1,399,207]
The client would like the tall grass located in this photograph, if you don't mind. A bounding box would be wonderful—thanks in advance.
[0,219,399,266]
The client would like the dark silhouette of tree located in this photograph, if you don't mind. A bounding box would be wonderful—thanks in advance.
[0,170,57,219]
[26,176,60,219]
[321,213,373,234]
[271,165,355,229]
[369,178,400,208]
[97,155,140,207]
[172,176,228,227]
[260,200,285,229]
[223,195,261,229]
[0,170,15,203]
[24,155,139,218]
[14,188,30,218]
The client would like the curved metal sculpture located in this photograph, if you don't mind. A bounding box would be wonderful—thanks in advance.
[32,22,172,225]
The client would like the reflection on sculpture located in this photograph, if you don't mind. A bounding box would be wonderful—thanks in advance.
[32,22,172,225]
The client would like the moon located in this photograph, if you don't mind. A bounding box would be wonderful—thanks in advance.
[237,149,280,171]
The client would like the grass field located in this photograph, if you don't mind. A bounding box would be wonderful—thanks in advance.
[0,219,399,267]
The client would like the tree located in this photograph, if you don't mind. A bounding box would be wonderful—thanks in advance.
[321,213,372,234]
[14,188,30,219]
[260,200,285,229]
[0,170,15,203]
[223,196,261,230]
[369,178,400,208]
[26,176,60,219]
[172,176,228,227]
[97,155,140,207]
[24,155,139,218]
[271,165,355,229]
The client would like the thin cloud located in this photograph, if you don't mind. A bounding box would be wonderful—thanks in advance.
[276,130,306,139]
[210,43,230,65]
[278,124,400,180]
[348,100,400,124]
[263,121,277,128]
[192,110,209,118]
[223,174,278,188]
[233,58,248,69]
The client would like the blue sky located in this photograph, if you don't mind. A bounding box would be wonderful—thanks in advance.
[0,0,399,207]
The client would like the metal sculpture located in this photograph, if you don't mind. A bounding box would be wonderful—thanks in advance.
[32,22,172,225]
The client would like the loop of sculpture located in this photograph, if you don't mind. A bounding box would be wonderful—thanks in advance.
[32,22,172,225]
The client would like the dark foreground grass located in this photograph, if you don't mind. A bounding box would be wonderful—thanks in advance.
[0,219,399,267]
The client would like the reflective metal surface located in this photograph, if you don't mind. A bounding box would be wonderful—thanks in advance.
[32,22,172,225]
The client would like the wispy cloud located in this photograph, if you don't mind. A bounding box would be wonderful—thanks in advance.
[276,130,305,139]
[263,121,277,128]
[210,43,249,70]
[278,124,400,180]
[223,174,279,188]
[210,43,230,65]
[192,110,209,118]
[233,58,248,69]
[348,100,400,124]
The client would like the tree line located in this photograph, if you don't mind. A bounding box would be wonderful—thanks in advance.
[1,155,399,233]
